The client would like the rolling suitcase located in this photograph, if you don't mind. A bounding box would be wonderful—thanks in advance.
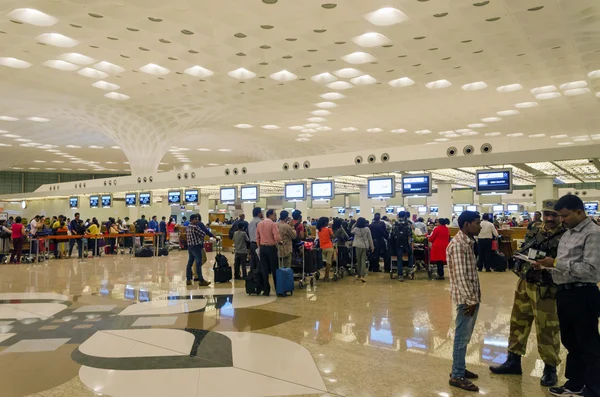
[491,251,507,272]
[213,241,232,283]
[276,255,294,297]
[245,268,263,295]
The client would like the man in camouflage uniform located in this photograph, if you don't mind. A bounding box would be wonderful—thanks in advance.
[523,211,543,246]
[489,200,565,387]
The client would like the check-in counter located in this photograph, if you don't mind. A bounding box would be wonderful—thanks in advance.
[449,227,526,258]
[206,225,234,249]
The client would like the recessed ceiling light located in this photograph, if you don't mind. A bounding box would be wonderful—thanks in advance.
[514,102,538,108]
[425,79,451,89]
[550,134,568,139]
[77,68,108,79]
[234,124,253,128]
[434,138,449,142]
[298,133,313,138]
[535,92,561,100]
[262,125,279,130]
[307,117,327,123]
[320,92,345,100]
[391,129,407,134]
[367,128,383,133]
[296,138,311,142]
[563,88,591,96]
[485,132,502,136]
[497,110,519,116]
[326,81,354,90]
[140,63,170,76]
[65,145,81,148]
[496,84,523,93]
[415,129,432,135]
[33,160,46,163]
[468,123,486,128]
[184,65,214,78]
[350,75,377,85]
[558,142,573,146]
[341,127,357,132]
[59,53,95,65]
[341,52,376,64]
[302,129,317,133]
[94,61,125,74]
[27,117,50,122]
[588,70,600,79]
[507,133,524,137]
[461,81,487,91]
[528,134,546,138]
[311,73,337,84]
[333,68,363,78]
[36,33,78,47]
[439,130,455,136]
[0,116,18,121]
[315,101,337,108]
[481,117,501,122]
[289,126,304,131]
[207,163,219,166]
[0,57,32,69]
[15,138,32,142]
[311,110,331,116]
[197,148,211,151]
[304,124,321,128]
[92,81,120,91]
[352,32,391,47]
[425,142,439,145]
[559,81,587,90]
[8,8,58,26]
[218,148,232,152]
[0,143,11,147]
[88,145,104,149]
[228,67,256,80]
[43,60,79,71]
[270,70,297,82]
[317,126,332,132]
[388,77,415,88]
[573,136,590,142]
[111,146,120,149]
[104,92,130,101]
[530,85,557,95]
[364,7,409,26]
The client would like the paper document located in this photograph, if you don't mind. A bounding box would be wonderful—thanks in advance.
[513,253,537,264]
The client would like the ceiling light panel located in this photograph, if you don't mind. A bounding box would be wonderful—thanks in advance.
[315,102,337,109]
[270,70,297,82]
[536,92,561,100]
[391,129,407,133]
[104,92,130,101]
[27,117,49,122]
[0,57,32,69]
[352,32,391,47]
[77,68,108,79]
[43,60,79,71]
[36,33,78,47]
[320,92,345,100]
[515,102,538,108]
[389,77,415,88]
[526,162,564,176]
[497,110,519,116]
[228,68,256,80]
[350,75,377,85]
[8,8,58,26]
[364,7,409,26]
[468,123,486,128]
[140,63,170,76]
[184,65,214,78]
[316,126,332,132]
[341,127,357,132]
[341,52,376,65]
[530,85,557,95]
[326,81,354,90]
[481,117,501,122]
[311,110,331,116]
[333,68,363,79]
[564,88,591,96]
[234,124,253,128]
[496,84,523,93]
[559,81,587,90]
[367,128,382,133]
[0,116,18,121]
[425,79,451,89]
[262,125,279,130]
[59,53,95,65]
[307,117,326,122]
[92,81,120,91]
[311,73,337,84]
[461,82,487,91]
[94,61,125,74]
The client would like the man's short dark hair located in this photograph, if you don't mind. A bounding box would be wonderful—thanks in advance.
[74,213,80,217]
[554,194,585,212]
[458,211,480,229]
[162,216,166,220]
[398,211,405,219]
[292,210,302,220]
[189,214,199,222]
[253,207,262,217]
[382,216,389,221]
[418,217,424,222]
[482,213,490,221]
[182,216,187,220]
[141,215,146,218]
[266,209,275,218]
[280,210,289,221]
[373,212,381,221]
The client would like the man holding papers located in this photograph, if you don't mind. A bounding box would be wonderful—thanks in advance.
[490,199,565,388]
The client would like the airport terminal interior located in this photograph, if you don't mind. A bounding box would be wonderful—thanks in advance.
[1,0,600,396]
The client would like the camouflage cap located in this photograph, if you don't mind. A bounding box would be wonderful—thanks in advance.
[541,199,559,214]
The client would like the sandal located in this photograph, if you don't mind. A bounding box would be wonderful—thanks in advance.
[449,377,479,392]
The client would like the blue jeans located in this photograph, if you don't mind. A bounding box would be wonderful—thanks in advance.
[451,303,480,378]
[187,245,205,282]
[396,245,413,275]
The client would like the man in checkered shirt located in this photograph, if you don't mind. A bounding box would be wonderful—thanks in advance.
[186,213,215,287]
[446,211,482,392]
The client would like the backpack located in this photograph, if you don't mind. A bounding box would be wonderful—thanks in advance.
[393,220,412,247]
[0,227,10,239]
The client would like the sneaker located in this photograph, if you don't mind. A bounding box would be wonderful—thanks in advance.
[408,268,415,280]
[198,280,211,287]
[398,276,405,282]
[549,384,585,396]
[186,280,192,286]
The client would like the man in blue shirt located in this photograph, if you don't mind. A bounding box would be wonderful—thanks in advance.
[182,216,190,227]
[148,216,158,232]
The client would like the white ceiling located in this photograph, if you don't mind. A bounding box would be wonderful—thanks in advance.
[1,0,600,175]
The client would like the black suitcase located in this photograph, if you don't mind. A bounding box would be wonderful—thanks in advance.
[245,269,263,295]
[157,247,169,257]
[135,246,153,257]
[491,252,507,272]
[213,261,232,283]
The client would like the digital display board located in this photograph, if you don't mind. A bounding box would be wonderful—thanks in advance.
[284,183,306,200]
[476,169,513,194]
[89,195,99,209]
[220,187,236,203]
[401,174,432,197]
[453,205,464,213]
[430,206,438,213]
[507,204,519,212]
[367,176,395,198]
[168,190,182,206]
[139,192,152,207]
[467,205,478,212]
[584,201,598,214]
[125,193,137,208]
[69,197,78,209]
[418,206,427,214]
[101,195,112,208]
[492,204,504,213]
[185,189,199,204]
[241,185,259,202]
[311,181,334,200]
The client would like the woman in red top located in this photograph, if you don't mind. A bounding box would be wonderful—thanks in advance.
[10,217,25,264]
[316,217,334,281]
[166,218,176,240]
[429,218,450,280]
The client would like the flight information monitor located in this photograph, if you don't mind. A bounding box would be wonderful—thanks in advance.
[168,190,182,206]
[69,197,78,209]
[185,189,199,204]
[89,196,99,208]
[507,204,519,212]
[401,174,432,197]
[125,193,137,208]
[240,185,259,201]
[101,195,112,208]
[220,187,236,203]
[284,183,306,200]
[584,202,598,214]
[139,192,152,207]
[492,204,504,213]
[453,205,464,213]
[367,176,396,198]
[476,169,513,194]
[467,205,478,212]
[430,206,438,213]
[418,206,427,214]
[311,181,334,200]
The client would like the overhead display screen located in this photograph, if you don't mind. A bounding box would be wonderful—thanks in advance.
[168,190,182,206]
[453,205,464,213]
[476,169,513,194]
[418,206,427,214]
[507,204,519,212]
[125,193,137,208]
[185,189,199,204]
[401,174,432,197]
[101,195,112,208]
[430,206,438,213]
[89,196,99,208]
[311,181,334,200]
[584,202,598,214]
[241,185,259,201]
[367,176,395,198]
[220,187,236,203]
[467,205,478,212]
[492,205,504,213]
[69,197,78,209]
[284,183,306,200]
[139,192,152,207]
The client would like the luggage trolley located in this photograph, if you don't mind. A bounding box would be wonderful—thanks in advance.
[331,239,346,281]
[291,242,316,289]
[167,232,181,251]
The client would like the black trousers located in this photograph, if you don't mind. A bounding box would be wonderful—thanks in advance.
[477,238,493,271]
[557,286,600,395]
[234,252,248,278]
[259,245,278,295]
[437,261,445,277]
[369,239,389,272]
[250,242,260,270]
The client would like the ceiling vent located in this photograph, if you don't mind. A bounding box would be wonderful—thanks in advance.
[381,153,390,162]
[355,156,363,165]
[367,154,376,163]
[233,168,239,175]
[224,169,230,176]
[241,167,247,174]
[282,163,290,171]
[481,143,493,154]
[303,161,311,169]
[463,145,474,155]
[190,172,195,179]
[292,162,300,170]
[447,147,458,157]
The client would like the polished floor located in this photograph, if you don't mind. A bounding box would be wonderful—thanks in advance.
[0,250,571,397]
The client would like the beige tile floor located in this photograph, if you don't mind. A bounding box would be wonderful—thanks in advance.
[0,250,572,397]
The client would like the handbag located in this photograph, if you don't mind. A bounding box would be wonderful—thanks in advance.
[491,239,498,251]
